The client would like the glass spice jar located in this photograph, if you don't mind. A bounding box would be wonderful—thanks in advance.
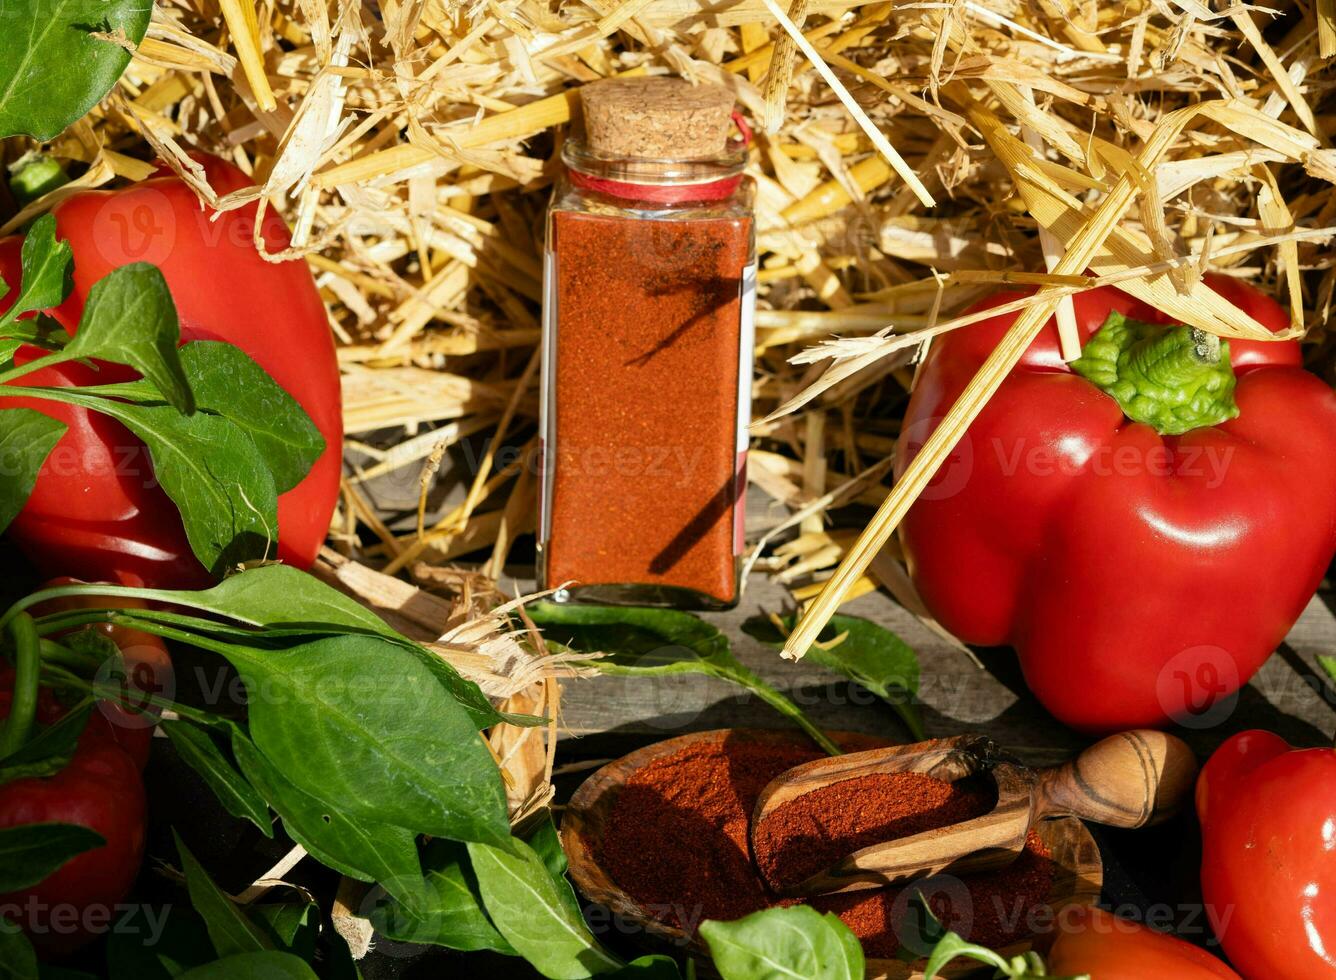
[538,76,757,609]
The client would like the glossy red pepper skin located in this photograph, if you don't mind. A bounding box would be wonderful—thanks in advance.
[1197,730,1336,978]
[896,278,1336,732]
[0,155,342,588]
[0,684,146,953]
[1046,906,1240,979]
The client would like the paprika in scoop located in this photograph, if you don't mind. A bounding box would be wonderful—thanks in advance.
[0,154,342,588]
[897,278,1336,732]
[1197,729,1336,978]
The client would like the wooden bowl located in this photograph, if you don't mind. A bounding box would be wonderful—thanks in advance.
[563,728,1103,979]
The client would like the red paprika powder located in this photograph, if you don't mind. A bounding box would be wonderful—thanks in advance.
[539,77,756,608]
[594,731,1054,957]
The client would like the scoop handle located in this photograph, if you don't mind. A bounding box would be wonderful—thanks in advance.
[1033,730,1198,828]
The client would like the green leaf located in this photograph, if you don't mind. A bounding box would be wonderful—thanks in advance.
[467,835,622,979]
[173,831,271,957]
[743,613,924,739]
[0,215,72,325]
[0,701,91,785]
[0,315,72,363]
[162,721,272,835]
[1318,654,1336,684]
[105,905,216,980]
[700,906,864,980]
[230,733,427,912]
[0,921,37,980]
[0,408,66,535]
[611,961,684,977]
[609,958,683,979]
[527,602,840,755]
[524,816,584,921]
[0,823,104,892]
[0,0,152,141]
[17,387,276,576]
[223,634,509,846]
[17,567,511,729]
[67,263,193,414]
[177,952,319,980]
[249,904,317,960]
[369,838,515,954]
[38,966,98,980]
[93,342,324,493]
[10,158,68,208]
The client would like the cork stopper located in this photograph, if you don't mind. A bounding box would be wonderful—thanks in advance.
[581,77,735,159]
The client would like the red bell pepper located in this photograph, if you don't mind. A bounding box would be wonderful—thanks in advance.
[1045,907,1240,979]
[0,627,146,953]
[924,905,1239,978]
[1197,730,1336,978]
[897,277,1336,732]
[0,154,342,588]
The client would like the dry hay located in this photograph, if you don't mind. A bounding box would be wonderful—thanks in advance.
[5,0,1336,646]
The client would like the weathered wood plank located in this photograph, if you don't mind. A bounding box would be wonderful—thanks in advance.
[553,570,1336,765]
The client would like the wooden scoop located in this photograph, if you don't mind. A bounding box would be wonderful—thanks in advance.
[751,729,1197,897]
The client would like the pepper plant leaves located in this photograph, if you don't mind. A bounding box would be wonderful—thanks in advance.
[0,0,152,141]
[90,341,325,493]
[742,613,924,739]
[174,831,272,957]
[162,720,272,835]
[608,958,684,979]
[249,903,318,960]
[0,924,37,980]
[0,215,73,325]
[699,906,864,980]
[177,952,320,980]
[526,602,840,755]
[0,823,105,892]
[525,816,585,921]
[222,633,510,846]
[11,387,278,577]
[0,409,66,536]
[105,906,217,980]
[368,839,516,954]
[467,835,623,978]
[65,263,193,414]
[230,734,428,913]
[0,701,91,785]
[16,568,510,730]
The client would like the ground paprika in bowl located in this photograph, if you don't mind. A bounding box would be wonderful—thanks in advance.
[538,77,756,609]
[563,729,1101,974]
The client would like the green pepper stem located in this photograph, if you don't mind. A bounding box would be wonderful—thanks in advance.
[37,638,104,676]
[1070,313,1240,436]
[0,613,42,757]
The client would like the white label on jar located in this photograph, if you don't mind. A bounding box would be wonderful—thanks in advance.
[538,246,557,545]
[734,261,757,556]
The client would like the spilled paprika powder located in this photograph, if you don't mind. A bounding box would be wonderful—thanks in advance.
[595,731,1054,958]
[539,77,756,608]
